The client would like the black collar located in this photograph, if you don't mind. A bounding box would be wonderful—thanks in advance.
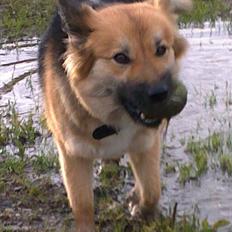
[92,125,118,140]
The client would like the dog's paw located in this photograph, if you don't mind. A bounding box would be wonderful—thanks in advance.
[127,188,161,221]
[76,225,95,232]
[130,203,161,221]
[127,187,140,214]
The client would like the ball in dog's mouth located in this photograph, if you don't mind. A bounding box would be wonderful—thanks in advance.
[120,79,188,128]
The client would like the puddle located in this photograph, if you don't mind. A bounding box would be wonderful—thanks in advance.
[0,23,232,229]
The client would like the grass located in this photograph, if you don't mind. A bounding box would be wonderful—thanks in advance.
[0,0,54,40]
[0,171,72,231]
[204,90,217,109]
[187,132,222,154]
[0,157,25,176]
[97,208,223,232]
[0,106,231,230]
[96,163,229,232]
[0,97,230,230]
[179,149,208,184]
[194,150,208,176]
[164,163,176,175]
[180,0,231,27]
[179,163,196,184]
[99,161,125,188]
[2,163,229,232]
[0,0,231,41]
[32,152,59,174]
[219,154,232,175]
[0,102,41,159]
[179,130,232,183]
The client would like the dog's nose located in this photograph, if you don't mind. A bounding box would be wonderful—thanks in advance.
[148,83,168,103]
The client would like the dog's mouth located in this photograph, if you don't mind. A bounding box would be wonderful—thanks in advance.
[123,100,162,127]
[119,79,188,128]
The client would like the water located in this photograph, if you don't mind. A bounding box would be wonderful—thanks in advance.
[0,24,232,229]
[162,22,232,229]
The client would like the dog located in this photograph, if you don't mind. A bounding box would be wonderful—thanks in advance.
[38,0,191,230]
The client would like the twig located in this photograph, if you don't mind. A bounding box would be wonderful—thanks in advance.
[0,69,37,95]
[171,202,178,228]
[0,42,39,50]
[1,58,37,67]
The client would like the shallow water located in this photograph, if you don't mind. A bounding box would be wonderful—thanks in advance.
[1,23,232,229]
[162,22,232,229]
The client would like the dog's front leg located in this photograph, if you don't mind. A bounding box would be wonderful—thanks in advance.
[57,142,94,232]
[128,135,161,218]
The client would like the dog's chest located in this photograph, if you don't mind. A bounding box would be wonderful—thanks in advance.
[65,121,155,159]
[95,123,138,159]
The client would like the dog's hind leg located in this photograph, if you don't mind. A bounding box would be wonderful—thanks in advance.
[57,141,94,232]
[128,134,161,219]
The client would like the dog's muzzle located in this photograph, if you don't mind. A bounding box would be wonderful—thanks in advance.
[118,72,188,127]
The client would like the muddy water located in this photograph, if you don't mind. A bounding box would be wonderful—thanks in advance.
[1,23,232,229]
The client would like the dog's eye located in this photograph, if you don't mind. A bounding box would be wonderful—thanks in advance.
[113,53,130,64]
[155,45,167,57]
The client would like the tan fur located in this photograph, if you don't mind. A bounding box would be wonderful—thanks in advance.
[41,1,190,231]
[128,132,161,216]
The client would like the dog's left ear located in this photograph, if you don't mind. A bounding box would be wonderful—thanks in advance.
[151,0,191,59]
[150,0,192,15]
[173,33,188,59]
[57,0,97,38]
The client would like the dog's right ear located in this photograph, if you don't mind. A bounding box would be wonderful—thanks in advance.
[57,0,97,37]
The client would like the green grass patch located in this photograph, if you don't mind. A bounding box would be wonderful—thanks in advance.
[0,157,26,175]
[194,150,208,176]
[187,132,222,154]
[1,168,229,232]
[185,130,232,179]
[0,103,41,158]
[204,90,217,109]
[96,199,229,232]
[179,163,197,184]
[179,136,209,184]
[180,0,231,27]
[179,137,208,184]
[99,162,124,188]
[1,0,54,40]
[226,133,232,150]
[32,152,59,173]
[164,163,176,175]
[219,154,232,175]
[1,0,232,41]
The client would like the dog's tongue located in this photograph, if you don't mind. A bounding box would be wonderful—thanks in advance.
[92,125,117,140]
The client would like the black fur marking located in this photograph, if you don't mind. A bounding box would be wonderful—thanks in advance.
[92,125,117,140]
[38,12,67,89]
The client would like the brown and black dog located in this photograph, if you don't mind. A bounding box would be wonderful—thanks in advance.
[39,0,191,230]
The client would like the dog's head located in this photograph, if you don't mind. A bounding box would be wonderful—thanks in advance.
[59,0,191,127]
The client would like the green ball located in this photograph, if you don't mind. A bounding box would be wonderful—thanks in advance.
[152,79,188,119]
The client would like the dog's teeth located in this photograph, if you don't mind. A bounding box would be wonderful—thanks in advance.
[140,112,145,120]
